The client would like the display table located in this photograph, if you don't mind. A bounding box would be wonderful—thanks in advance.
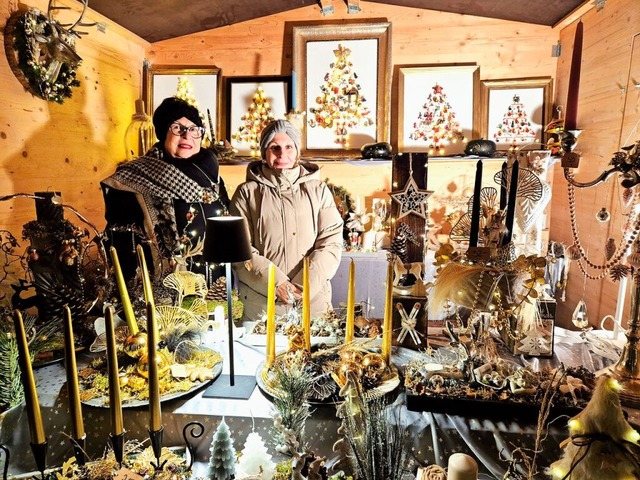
[0,328,636,479]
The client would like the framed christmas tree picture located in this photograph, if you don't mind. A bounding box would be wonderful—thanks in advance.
[225,76,292,158]
[292,22,392,157]
[397,64,479,156]
[479,77,553,151]
[143,64,221,142]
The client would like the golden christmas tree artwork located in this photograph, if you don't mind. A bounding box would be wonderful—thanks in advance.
[307,44,374,147]
[231,86,276,157]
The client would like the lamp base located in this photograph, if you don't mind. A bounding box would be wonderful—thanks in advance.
[202,374,256,399]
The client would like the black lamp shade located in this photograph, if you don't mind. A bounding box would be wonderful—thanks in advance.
[203,216,252,264]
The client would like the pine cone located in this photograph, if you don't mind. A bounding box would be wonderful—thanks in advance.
[622,187,634,207]
[610,264,630,282]
[567,243,581,260]
[206,276,228,302]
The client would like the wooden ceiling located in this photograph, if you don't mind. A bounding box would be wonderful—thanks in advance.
[88,0,587,43]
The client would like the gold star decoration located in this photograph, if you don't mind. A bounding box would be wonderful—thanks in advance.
[389,176,433,220]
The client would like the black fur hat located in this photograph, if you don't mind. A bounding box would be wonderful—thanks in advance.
[152,97,203,144]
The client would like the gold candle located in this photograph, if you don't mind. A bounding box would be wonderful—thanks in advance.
[381,261,394,363]
[63,306,84,440]
[302,256,311,351]
[266,263,276,367]
[109,246,138,335]
[146,302,162,431]
[13,310,46,445]
[105,306,124,436]
[345,259,355,343]
[136,245,154,307]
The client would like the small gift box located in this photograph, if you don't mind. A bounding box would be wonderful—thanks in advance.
[391,295,427,350]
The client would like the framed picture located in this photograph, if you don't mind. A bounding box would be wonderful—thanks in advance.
[480,77,553,150]
[397,64,479,156]
[292,22,392,158]
[225,76,291,158]
[143,65,221,141]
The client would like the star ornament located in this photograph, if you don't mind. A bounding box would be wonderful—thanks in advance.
[389,176,433,220]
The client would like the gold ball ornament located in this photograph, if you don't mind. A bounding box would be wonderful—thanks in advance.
[123,332,148,359]
[136,350,172,379]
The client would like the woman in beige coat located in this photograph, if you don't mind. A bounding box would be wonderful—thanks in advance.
[229,119,344,322]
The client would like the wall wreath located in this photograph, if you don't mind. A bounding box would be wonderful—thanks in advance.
[3,4,87,103]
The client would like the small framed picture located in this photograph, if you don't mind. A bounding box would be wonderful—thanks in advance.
[480,77,553,150]
[225,76,291,158]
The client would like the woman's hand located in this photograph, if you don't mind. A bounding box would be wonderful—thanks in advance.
[276,280,302,304]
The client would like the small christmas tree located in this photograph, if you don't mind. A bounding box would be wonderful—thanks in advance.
[547,375,640,479]
[175,76,209,141]
[493,94,537,148]
[236,431,275,479]
[410,83,465,155]
[209,419,236,480]
[232,86,275,157]
[308,43,374,147]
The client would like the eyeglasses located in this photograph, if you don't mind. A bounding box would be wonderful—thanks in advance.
[169,123,206,139]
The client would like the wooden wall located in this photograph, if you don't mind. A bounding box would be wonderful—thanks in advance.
[551,0,640,327]
[0,0,148,241]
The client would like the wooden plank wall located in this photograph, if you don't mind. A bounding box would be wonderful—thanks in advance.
[551,0,640,327]
[0,0,148,248]
[146,0,560,196]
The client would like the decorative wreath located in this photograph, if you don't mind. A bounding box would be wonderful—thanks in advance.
[4,8,81,103]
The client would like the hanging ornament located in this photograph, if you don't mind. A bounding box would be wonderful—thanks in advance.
[571,299,589,331]
[389,155,434,220]
[605,237,617,261]
[622,187,634,208]
[595,207,611,222]
[567,243,581,260]
[610,263,631,282]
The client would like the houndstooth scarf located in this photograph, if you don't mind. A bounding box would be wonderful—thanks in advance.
[110,146,219,204]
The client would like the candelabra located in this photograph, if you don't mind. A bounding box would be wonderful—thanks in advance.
[563,133,640,407]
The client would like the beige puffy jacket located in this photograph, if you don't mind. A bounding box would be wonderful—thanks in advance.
[229,160,344,321]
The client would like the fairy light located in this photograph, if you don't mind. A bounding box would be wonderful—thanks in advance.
[549,465,567,479]
[623,428,640,444]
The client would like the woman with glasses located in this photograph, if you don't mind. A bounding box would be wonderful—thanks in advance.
[101,97,229,284]
[230,119,343,322]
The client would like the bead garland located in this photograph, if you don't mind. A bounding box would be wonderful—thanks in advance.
[567,174,640,274]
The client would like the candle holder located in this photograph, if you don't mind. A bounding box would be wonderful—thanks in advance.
[29,441,48,480]
[181,421,205,469]
[148,426,167,470]
[69,435,86,467]
[109,431,126,467]
[560,129,582,169]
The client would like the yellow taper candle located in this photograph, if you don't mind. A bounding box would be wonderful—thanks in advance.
[13,310,46,445]
[345,259,355,343]
[63,306,84,440]
[136,245,154,307]
[302,257,311,351]
[146,302,162,432]
[381,261,394,363]
[266,263,276,367]
[109,246,138,335]
[105,306,124,436]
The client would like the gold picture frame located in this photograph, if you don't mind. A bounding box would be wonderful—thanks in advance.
[292,22,392,158]
[479,77,553,150]
[143,64,221,140]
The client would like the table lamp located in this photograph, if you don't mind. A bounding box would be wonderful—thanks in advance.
[202,216,256,399]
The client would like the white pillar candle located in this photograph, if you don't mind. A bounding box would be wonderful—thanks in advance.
[447,453,478,480]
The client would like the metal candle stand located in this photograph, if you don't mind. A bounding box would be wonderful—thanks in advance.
[182,421,205,469]
[148,426,167,470]
[1,444,9,480]
[562,133,640,408]
[109,431,126,467]
[29,441,50,480]
[70,435,86,467]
